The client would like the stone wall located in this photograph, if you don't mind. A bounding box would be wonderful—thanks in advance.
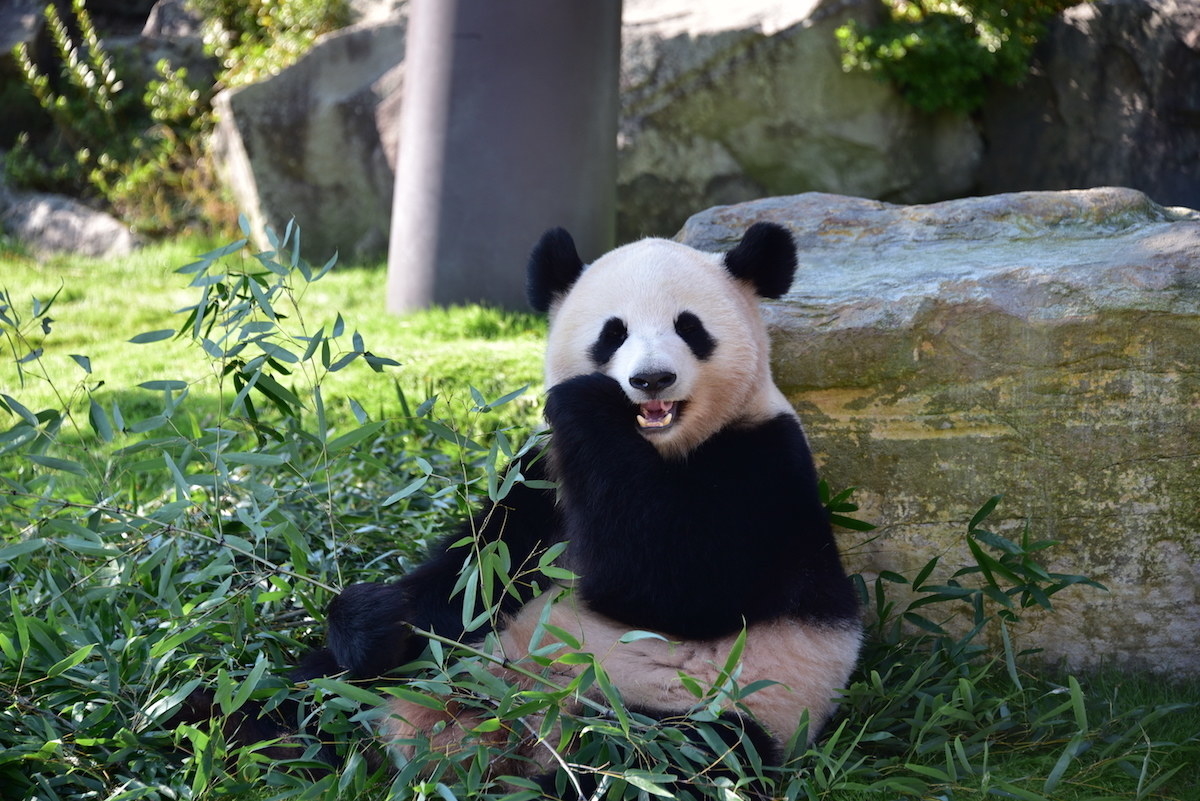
[979,0,1200,212]
[680,188,1200,676]
[617,0,981,240]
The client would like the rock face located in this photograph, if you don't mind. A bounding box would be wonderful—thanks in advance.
[213,0,982,262]
[0,0,50,144]
[979,0,1200,211]
[209,0,1196,271]
[1,190,140,258]
[617,0,981,240]
[212,17,408,262]
[680,188,1200,676]
[0,0,40,54]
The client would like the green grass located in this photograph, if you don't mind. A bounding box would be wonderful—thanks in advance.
[1,237,547,436]
[1,235,1197,801]
[899,669,1200,801]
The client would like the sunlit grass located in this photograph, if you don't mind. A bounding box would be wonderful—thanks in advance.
[1,237,547,435]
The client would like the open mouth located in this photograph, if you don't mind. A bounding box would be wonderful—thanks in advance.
[636,399,682,432]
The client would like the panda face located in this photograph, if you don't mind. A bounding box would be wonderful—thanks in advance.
[543,238,781,458]
[587,309,716,432]
[589,311,709,431]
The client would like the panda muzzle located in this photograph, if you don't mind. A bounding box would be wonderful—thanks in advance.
[637,399,678,430]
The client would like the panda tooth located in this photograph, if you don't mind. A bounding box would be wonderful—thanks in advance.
[636,411,674,429]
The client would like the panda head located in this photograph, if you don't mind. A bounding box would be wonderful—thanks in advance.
[527,223,798,459]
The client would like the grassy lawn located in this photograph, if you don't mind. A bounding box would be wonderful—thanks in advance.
[1,234,1197,800]
[0,236,547,434]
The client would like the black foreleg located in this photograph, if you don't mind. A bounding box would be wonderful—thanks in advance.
[318,449,561,678]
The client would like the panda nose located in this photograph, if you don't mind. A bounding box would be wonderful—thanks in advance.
[629,370,676,394]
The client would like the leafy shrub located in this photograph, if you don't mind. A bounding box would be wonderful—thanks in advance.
[6,0,351,235]
[190,0,352,88]
[1,223,1196,800]
[836,1,1080,114]
[8,0,218,233]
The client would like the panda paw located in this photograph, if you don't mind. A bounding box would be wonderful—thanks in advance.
[545,372,634,433]
[324,582,413,678]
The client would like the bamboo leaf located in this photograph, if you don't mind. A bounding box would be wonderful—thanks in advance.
[0,539,48,563]
[382,475,428,506]
[27,453,88,475]
[139,380,188,392]
[326,421,386,455]
[129,329,175,344]
[968,494,1003,530]
[311,677,387,707]
[88,398,112,442]
[47,643,95,678]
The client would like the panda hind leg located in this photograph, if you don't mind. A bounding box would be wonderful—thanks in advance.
[381,694,563,783]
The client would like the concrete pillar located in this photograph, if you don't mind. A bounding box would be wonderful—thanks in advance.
[386,0,621,312]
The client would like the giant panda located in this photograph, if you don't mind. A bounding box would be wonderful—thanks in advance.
[310,222,862,795]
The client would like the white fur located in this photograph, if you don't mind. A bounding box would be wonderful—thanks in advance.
[381,589,861,765]
[544,238,795,460]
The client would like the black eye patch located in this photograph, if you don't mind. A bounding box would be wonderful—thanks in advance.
[589,317,628,365]
[675,311,716,360]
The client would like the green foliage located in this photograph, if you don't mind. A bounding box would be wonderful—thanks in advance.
[189,0,352,87]
[836,1,1080,113]
[6,0,352,235]
[8,0,218,233]
[1,222,1197,800]
[0,219,540,798]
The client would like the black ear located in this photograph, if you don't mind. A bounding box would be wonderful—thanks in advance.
[527,227,585,312]
[723,222,797,299]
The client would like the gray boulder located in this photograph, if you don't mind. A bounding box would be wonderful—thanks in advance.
[110,0,216,96]
[680,187,1200,676]
[1,190,140,258]
[212,0,982,264]
[618,0,982,240]
[212,17,408,262]
[209,0,1198,280]
[350,0,409,24]
[0,0,47,144]
[142,0,204,38]
[0,0,40,53]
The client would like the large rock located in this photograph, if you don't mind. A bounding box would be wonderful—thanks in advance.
[680,187,1200,676]
[106,0,217,100]
[618,0,981,240]
[0,0,40,54]
[209,0,1195,277]
[1,189,140,258]
[979,0,1200,211]
[213,0,981,265]
[212,17,408,261]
